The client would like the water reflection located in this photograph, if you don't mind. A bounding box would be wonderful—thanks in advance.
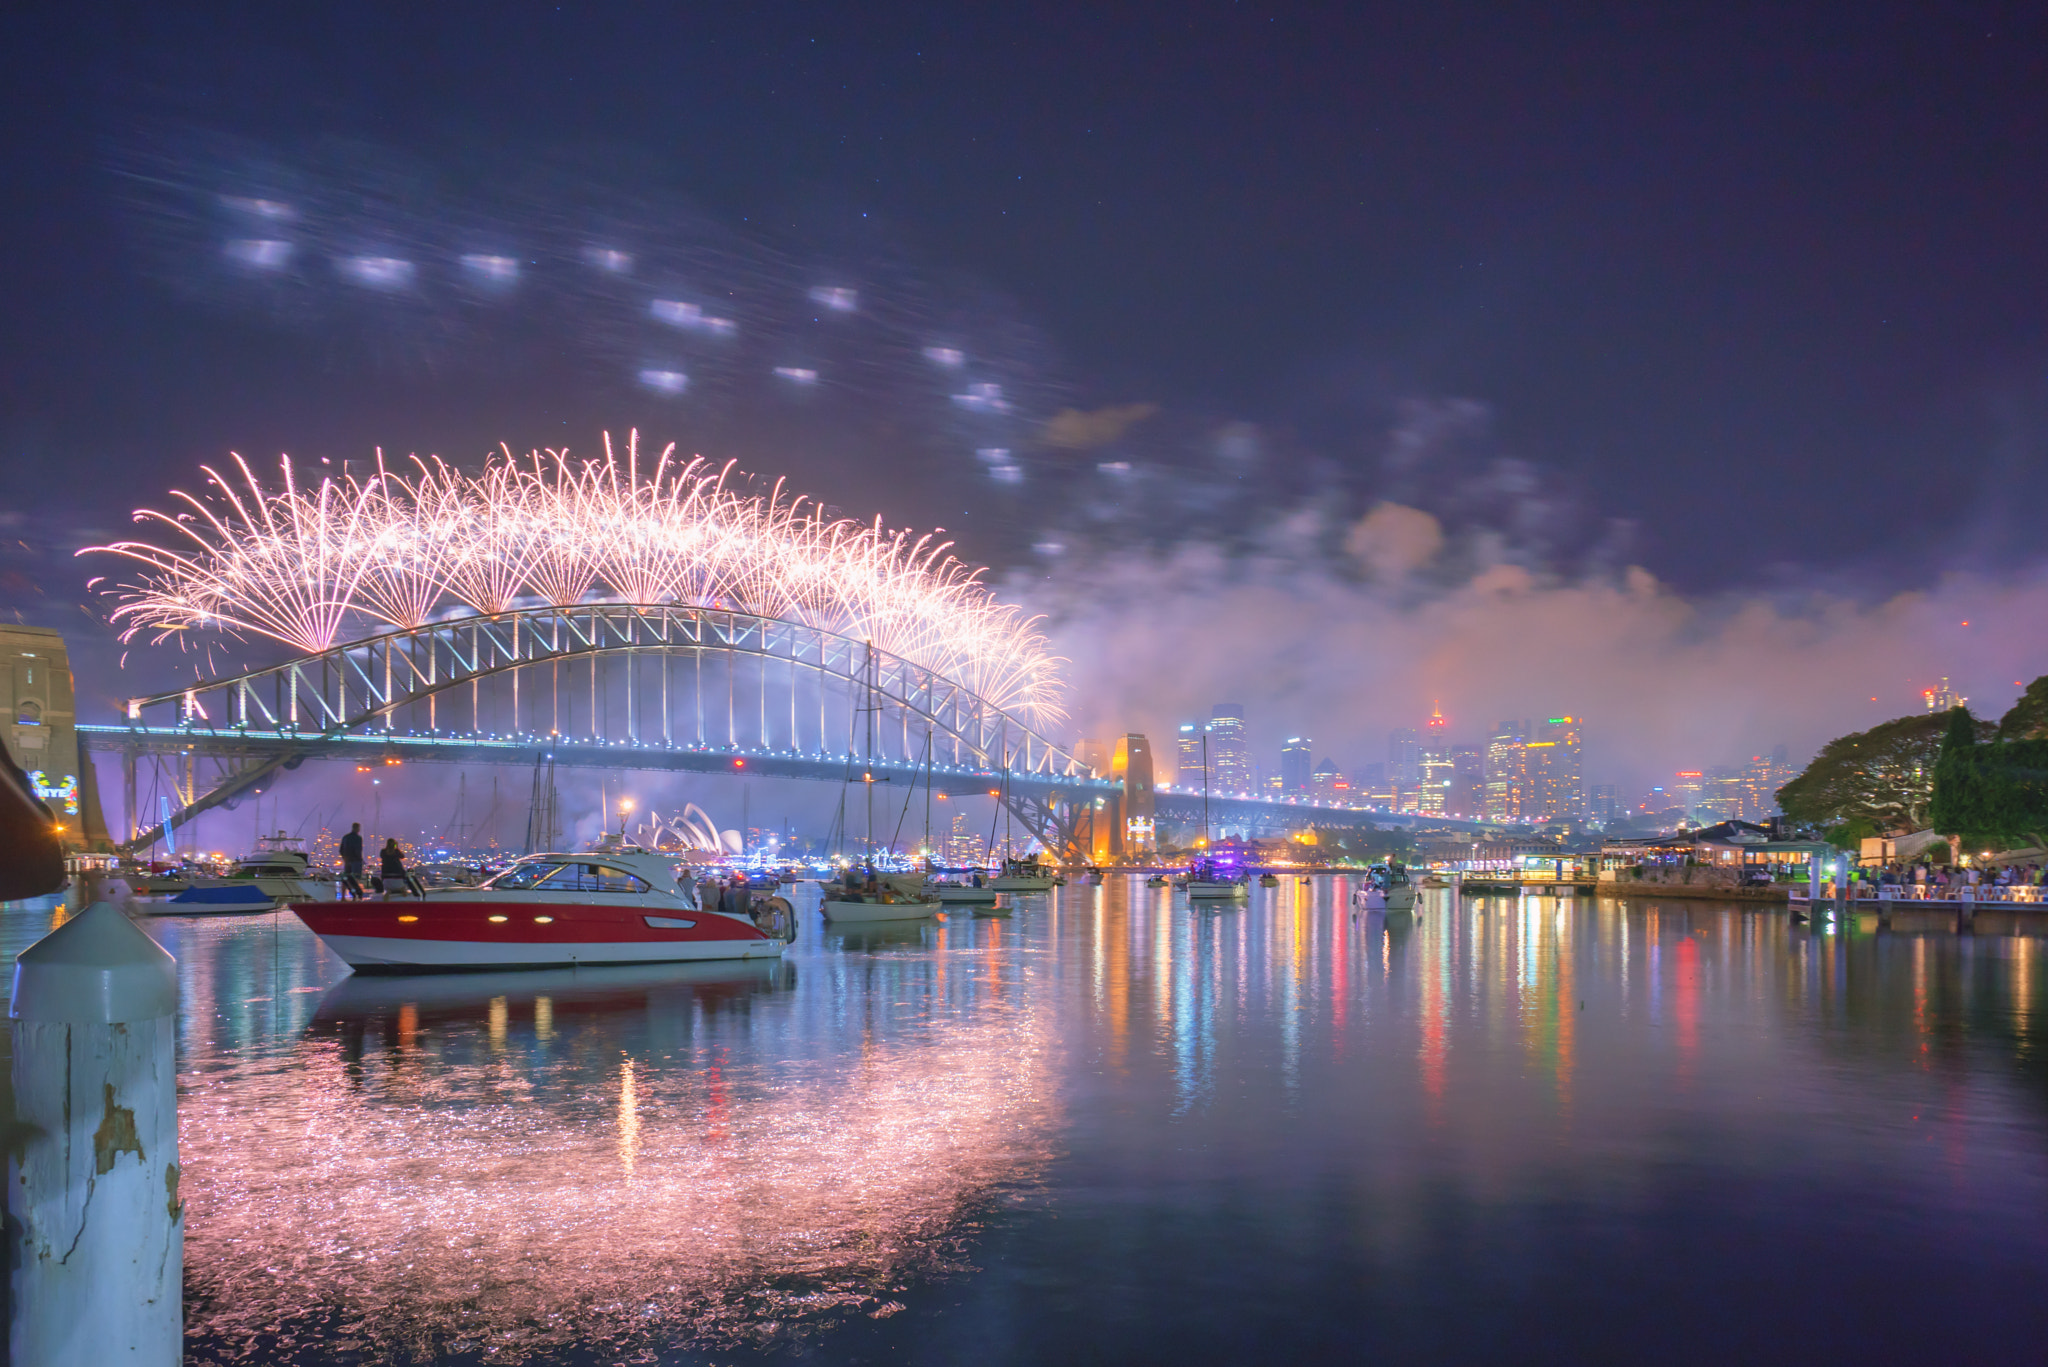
[3,881,2046,1363]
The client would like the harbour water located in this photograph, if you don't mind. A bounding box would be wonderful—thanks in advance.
[5,881,2046,1364]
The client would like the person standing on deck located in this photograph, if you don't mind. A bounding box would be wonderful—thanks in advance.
[338,822,366,899]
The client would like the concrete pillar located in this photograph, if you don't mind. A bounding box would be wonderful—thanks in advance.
[8,900,181,1366]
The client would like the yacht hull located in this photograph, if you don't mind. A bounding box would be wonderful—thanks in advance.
[292,899,780,971]
[820,898,937,923]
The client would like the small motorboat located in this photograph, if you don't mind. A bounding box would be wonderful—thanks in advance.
[140,832,334,916]
[1086,868,1105,886]
[1145,874,1169,888]
[291,848,793,971]
[1258,873,1280,887]
[1350,863,1419,913]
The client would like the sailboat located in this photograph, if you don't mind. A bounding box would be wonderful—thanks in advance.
[1185,734,1246,901]
[988,741,1055,891]
[822,643,935,924]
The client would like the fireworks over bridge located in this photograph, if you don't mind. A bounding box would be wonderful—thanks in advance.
[80,433,1441,854]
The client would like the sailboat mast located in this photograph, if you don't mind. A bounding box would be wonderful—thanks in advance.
[1202,732,1210,851]
[864,640,875,865]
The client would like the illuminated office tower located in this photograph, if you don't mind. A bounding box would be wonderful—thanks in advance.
[1672,771,1706,819]
[1524,716,1584,822]
[1280,737,1312,793]
[1177,722,1205,788]
[1208,703,1250,793]
[1484,720,1530,823]
[1414,703,1453,815]
[1588,783,1620,823]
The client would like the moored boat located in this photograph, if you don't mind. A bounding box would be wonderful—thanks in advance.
[992,858,1056,892]
[1350,863,1419,913]
[291,849,792,971]
[140,832,334,916]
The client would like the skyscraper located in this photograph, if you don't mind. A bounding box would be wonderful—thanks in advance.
[1209,703,1251,793]
[1388,726,1421,785]
[1280,737,1312,793]
[1415,704,1453,815]
[1176,722,1204,788]
[1672,771,1706,819]
[1484,720,1530,823]
[1525,716,1584,822]
[1588,783,1620,823]
[1450,745,1484,815]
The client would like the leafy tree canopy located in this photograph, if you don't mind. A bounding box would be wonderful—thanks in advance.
[1777,709,1992,833]
[1999,674,2048,740]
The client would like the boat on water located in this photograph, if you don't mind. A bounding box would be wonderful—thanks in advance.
[291,848,794,971]
[927,879,1001,904]
[992,858,1056,892]
[1145,874,1169,888]
[1185,859,1249,901]
[1258,873,1280,887]
[1084,867,1105,886]
[1350,863,1419,913]
[141,833,335,916]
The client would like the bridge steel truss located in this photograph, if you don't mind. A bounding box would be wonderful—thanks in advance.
[95,603,1109,856]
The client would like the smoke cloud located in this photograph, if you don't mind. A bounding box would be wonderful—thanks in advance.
[1029,500,2048,796]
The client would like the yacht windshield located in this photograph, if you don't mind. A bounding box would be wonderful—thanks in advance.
[484,861,651,894]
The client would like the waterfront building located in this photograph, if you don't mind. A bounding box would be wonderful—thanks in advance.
[1280,737,1312,793]
[1484,721,1530,823]
[1209,703,1251,793]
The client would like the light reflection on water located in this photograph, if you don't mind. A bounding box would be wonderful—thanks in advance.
[4,882,2047,1364]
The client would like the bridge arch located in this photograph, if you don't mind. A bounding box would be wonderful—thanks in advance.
[107,603,1105,854]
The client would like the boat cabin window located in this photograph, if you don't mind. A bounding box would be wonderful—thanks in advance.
[486,860,651,894]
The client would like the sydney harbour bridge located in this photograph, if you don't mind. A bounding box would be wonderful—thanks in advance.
[78,440,1459,857]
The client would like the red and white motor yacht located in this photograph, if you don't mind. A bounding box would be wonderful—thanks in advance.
[291,849,795,972]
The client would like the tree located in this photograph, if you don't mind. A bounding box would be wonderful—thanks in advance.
[1999,674,2048,740]
[1777,710,1992,833]
[1929,706,1986,838]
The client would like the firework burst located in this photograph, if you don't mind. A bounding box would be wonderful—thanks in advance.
[84,431,1066,725]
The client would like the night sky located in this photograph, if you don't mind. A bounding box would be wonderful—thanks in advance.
[5,2,2047,786]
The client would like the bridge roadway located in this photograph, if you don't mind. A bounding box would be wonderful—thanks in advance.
[79,723,1488,849]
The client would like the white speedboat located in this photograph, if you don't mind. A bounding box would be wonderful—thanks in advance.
[291,849,793,971]
[1084,869,1105,885]
[1145,874,1169,888]
[141,833,335,916]
[1350,864,1419,913]
[1258,873,1280,887]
